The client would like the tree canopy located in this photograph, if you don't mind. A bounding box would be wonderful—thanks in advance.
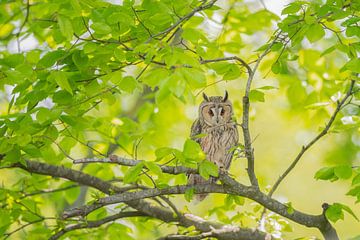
[0,0,360,239]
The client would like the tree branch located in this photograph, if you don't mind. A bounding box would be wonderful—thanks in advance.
[73,155,197,175]
[219,175,338,239]
[200,56,252,75]
[268,80,355,197]
[159,225,268,240]
[50,211,146,240]
[16,0,30,52]
[6,159,265,239]
[241,31,282,188]
[148,0,218,41]
[61,165,337,239]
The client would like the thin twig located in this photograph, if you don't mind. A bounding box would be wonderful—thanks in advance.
[50,211,146,240]
[148,0,218,41]
[132,7,153,38]
[4,219,43,239]
[16,0,30,52]
[268,80,355,197]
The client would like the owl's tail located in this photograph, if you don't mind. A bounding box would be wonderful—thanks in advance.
[187,174,215,201]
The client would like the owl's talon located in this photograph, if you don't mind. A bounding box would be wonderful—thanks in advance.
[218,167,227,175]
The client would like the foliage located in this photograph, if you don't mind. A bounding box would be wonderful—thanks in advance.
[0,0,360,239]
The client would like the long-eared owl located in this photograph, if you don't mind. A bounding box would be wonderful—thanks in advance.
[188,91,239,201]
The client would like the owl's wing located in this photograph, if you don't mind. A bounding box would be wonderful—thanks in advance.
[224,125,239,170]
[190,119,202,143]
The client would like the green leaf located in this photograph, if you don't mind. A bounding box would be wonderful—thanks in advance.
[91,22,112,35]
[342,17,360,27]
[182,28,204,43]
[185,187,195,202]
[341,58,360,73]
[49,71,73,94]
[306,24,325,43]
[119,76,137,93]
[180,68,206,89]
[334,165,352,179]
[314,167,338,181]
[338,203,359,221]
[22,211,41,223]
[3,147,21,164]
[58,15,74,40]
[199,160,218,180]
[155,147,174,160]
[321,45,336,56]
[305,102,330,109]
[249,90,265,102]
[53,90,73,105]
[23,144,42,158]
[352,174,360,186]
[271,42,283,51]
[72,50,89,70]
[64,185,81,204]
[144,161,163,176]
[36,108,52,124]
[325,203,343,223]
[15,134,31,147]
[183,139,205,161]
[281,2,302,15]
[271,61,281,74]
[326,203,359,223]
[123,162,144,184]
[285,202,294,214]
[346,26,360,38]
[37,50,65,68]
[114,48,126,61]
[0,209,11,235]
[223,64,241,80]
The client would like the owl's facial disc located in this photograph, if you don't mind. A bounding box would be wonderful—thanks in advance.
[201,104,232,126]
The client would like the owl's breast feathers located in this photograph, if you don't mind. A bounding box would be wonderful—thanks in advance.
[197,121,239,170]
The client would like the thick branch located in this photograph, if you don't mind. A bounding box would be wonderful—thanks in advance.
[7,159,264,240]
[64,172,337,239]
[159,226,267,240]
[73,155,197,175]
[15,160,118,194]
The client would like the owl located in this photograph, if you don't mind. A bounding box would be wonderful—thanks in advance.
[188,91,239,201]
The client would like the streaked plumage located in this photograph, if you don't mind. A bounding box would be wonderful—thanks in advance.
[188,91,239,201]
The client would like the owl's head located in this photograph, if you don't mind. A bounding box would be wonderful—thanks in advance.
[199,91,233,126]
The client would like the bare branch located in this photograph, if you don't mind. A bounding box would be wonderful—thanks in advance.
[16,0,30,52]
[149,0,218,41]
[6,157,337,239]
[4,219,43,240]
[268,80,355,197]
[73,155,197,175]
[63,173,337,239]
[241,31,282,188]
[132,7,153,38]
[158,226,268,240]
[200,56,252,75]
[50,211,146,240]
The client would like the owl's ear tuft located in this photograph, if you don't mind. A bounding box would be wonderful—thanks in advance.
[202,92,210,102]
[222,91,228,102]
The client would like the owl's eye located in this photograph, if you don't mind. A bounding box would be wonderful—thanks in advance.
[220,109,225,116]
[208,109,214,116]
